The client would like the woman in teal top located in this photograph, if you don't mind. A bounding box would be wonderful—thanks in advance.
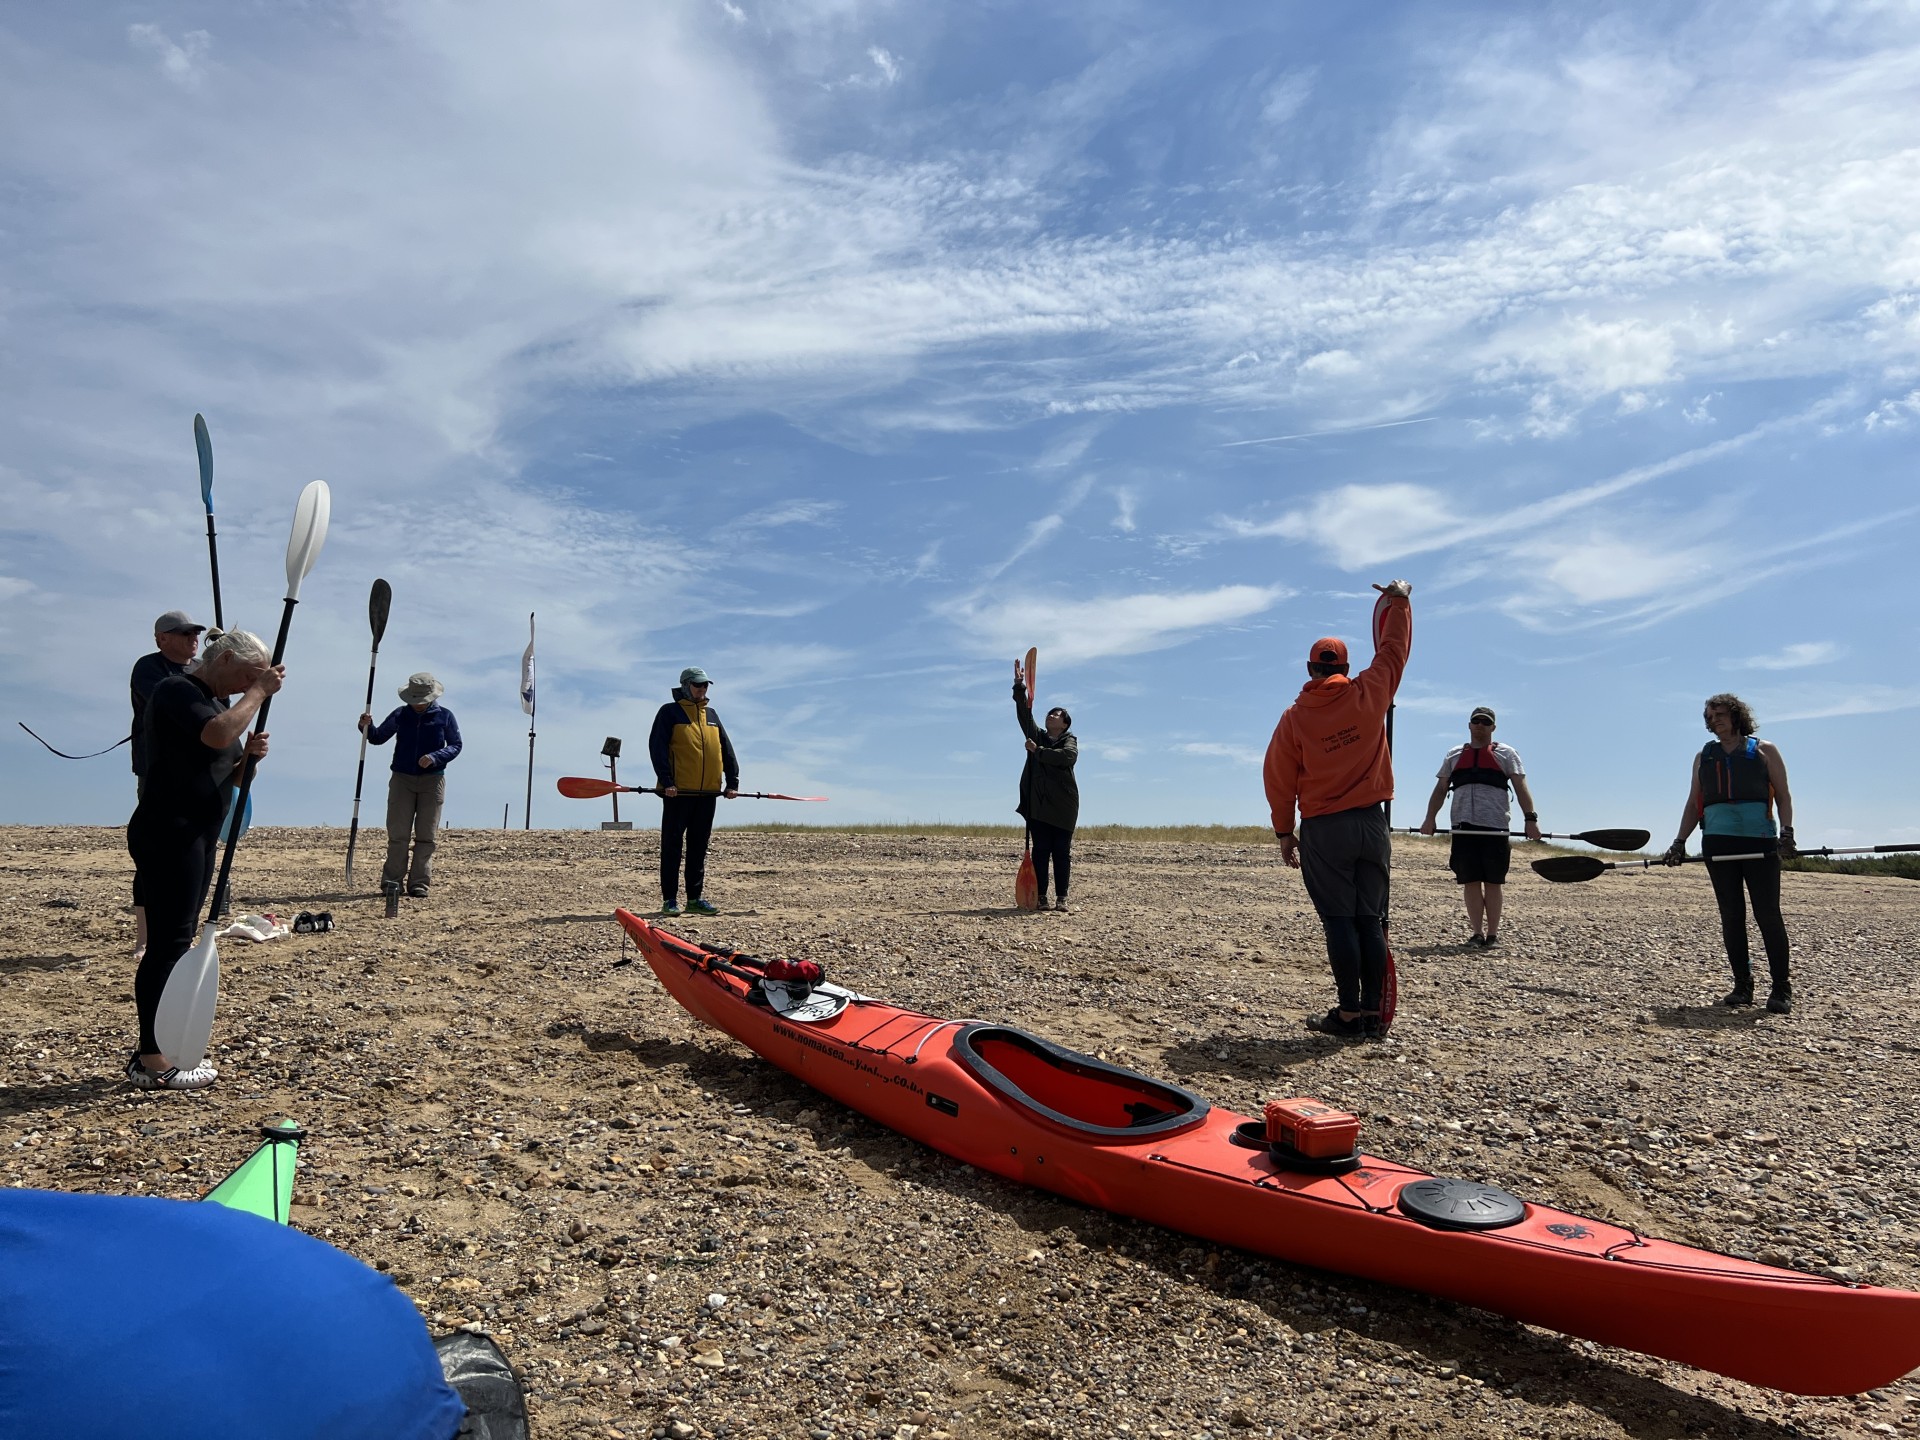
[1664,694,1797,1012]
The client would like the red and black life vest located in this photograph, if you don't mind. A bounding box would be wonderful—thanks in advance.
[1448,746,1511,793]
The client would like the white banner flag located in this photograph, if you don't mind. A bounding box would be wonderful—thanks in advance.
[520,613,536,717]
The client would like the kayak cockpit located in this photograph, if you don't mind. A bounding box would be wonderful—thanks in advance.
[953,1024,1209,1140]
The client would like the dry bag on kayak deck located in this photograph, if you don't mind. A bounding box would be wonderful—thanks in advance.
[0,1189,465,1440]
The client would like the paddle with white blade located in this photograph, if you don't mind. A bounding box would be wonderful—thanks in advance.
[1535,842,1920,884]
[344,579,393,884]
[155,481,331,1071]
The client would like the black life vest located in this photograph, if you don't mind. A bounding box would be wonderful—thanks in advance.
[1698,737,1771,808]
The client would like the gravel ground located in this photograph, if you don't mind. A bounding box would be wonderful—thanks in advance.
[3,824,1918,1440]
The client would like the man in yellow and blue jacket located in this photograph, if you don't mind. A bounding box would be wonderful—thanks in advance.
[647,666,739,916]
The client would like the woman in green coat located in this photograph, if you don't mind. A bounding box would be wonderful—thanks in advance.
[1014,663,1079,911]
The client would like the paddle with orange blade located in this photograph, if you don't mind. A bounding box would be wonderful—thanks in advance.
[1372,586,1411,1033]
[556,777,825,802]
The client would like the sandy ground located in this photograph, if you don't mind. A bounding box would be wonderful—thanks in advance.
[3,823,1919,1440]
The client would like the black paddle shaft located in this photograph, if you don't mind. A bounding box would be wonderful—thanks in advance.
[207,598,297,922]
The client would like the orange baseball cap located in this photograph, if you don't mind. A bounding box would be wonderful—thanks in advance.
[1308,637,1348,665]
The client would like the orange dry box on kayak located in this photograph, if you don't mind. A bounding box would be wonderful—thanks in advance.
[1264,1099,1361,1159]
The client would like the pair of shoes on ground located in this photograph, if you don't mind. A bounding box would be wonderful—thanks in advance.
[1722,984,1794,1014]
[660,898,718,918]
[1034,898,1071,913]
[124,1052,218,1091]
[1308,1007,1381,1039]
[1466,932,1499,947]
[291,910,333,933]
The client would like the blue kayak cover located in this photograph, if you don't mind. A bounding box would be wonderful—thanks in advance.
[0,1189,465,1440]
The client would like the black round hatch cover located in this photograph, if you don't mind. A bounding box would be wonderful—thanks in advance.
[1396,1177,1527,1231]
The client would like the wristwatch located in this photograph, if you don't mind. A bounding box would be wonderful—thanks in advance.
[1523,812,1538,822]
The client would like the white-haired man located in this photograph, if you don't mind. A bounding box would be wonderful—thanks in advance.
[124,629,282,1090]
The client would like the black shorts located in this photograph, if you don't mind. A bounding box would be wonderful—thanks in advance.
[1448,825,1511,885]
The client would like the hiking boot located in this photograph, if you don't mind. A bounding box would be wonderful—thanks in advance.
[659,900,681,918]
[686,898,719,916]
[1721,985,1755,1008]
[407,886,429,898]
[1766,986,1793,1015]
[1034,898,1051,911]
[1308,1008,1368,1039]
[1053,898,1070,914]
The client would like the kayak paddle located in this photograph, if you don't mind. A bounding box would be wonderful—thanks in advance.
[344,578,393,884]
[1372,587,1406,1031]
[155,480,331,1071]
[1402,826,1651,850]
[555,776,826,802]
[1023,646,1037,702]
[1535,842,1920,884]
[195,413,225,632]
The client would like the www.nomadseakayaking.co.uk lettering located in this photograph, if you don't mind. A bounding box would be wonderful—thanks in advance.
[773,1021,924,1095]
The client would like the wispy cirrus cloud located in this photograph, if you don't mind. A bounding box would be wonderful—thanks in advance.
[949,585,1292,667]
[1728,641,1844,671]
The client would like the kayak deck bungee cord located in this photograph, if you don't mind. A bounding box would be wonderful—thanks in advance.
[616,908,1920,1396]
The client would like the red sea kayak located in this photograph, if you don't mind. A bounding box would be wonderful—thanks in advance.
[615,910,1920,1396]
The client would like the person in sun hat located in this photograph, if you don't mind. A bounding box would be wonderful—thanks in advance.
[1663,692,1797,1014]
[359,672,463,898]
[128,609,210,964]
[648,666,739,917]
[125,628,280,1090]
[1417,706,1543,947]
[1263,582,1413,1039]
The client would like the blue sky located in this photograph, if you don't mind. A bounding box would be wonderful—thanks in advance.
[3,1,1917,841]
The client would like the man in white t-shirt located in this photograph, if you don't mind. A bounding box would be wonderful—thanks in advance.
[1418,707,1542,946]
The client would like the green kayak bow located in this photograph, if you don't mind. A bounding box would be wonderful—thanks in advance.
[201,1120,305,1224]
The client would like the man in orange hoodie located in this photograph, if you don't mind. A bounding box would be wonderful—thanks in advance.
[1263,580,1413,1037]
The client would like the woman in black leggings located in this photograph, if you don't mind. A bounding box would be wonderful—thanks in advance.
[1664,693,1796,1013]
[1013,665,1079,912]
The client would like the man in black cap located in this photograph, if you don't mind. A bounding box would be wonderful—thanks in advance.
[131,611,209,799]
[128,610,207,961]
[1418,706,1542,946]
[648,666,739,917]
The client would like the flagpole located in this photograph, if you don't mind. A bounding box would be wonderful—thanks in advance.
[521,612,536,830]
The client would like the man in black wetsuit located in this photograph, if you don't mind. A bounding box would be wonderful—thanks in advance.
[128,610,207,962]
[124,628,282,1090]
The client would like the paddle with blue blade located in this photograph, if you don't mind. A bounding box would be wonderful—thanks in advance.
[202,1119,305,1225]
[156,481,331,1072]
[345,579,394,884]
[195,413,225,632]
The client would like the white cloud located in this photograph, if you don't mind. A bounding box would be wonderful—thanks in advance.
[128,24,210,89]
[1178,741,1265,766]
[1729,641,1844,671]
[953,585,1292,666]
[1111,487,1137,532]
[1865,387,1920,429]
[1229,483,1462,569]
[1767,687,1920,723]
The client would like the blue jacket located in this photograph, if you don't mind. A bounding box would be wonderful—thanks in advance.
[367,703,463,775]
